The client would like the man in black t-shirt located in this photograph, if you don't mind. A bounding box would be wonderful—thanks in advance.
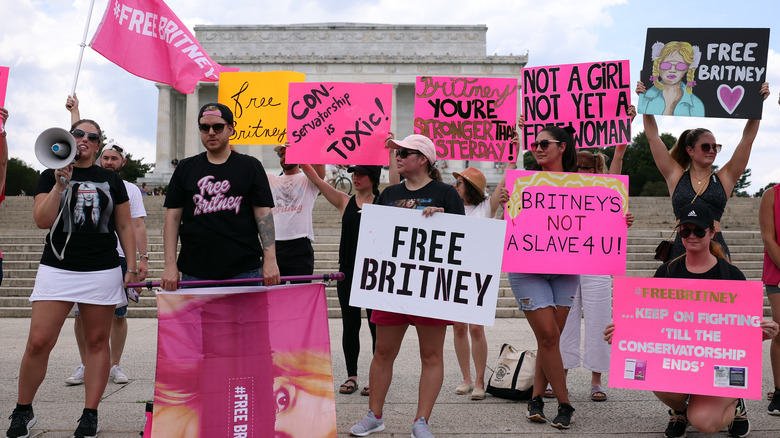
[161,103,280,289]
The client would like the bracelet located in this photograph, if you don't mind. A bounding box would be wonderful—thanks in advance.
[127,270,138,275]
[139,254,149,260]
[53,187,65,194]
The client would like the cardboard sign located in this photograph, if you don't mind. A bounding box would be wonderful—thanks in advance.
[0,66,8,107]
[218,71,305,145]
[285,82,392,165]
[413,76,518,162]
[350,204,506,326]
[0,66,7,132]
[502,170,628,275]
[638,28,770,119]
[610,277,764,399]
[522,60,631,150]
[153,283,337,437]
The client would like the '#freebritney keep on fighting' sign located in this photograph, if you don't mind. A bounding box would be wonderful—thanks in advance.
[610,277,764,399]
[502,170,629,275]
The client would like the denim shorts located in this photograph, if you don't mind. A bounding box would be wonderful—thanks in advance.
[766,284,780,295]
[508,272,579,311]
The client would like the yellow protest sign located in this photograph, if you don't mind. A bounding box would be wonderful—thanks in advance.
[218,71,305,145]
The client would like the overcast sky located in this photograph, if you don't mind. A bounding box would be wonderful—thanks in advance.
[2,0,779,190]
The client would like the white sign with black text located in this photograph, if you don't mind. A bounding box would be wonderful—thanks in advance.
[350,204,506,326]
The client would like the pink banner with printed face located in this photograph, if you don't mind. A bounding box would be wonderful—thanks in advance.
[152,283,336,438]
[90,0,239,94]
[521,60,631,150]
[502,170,629,275]
[285,82,392,165]
[0,66,8,106]
[413,76,519,162]
[610,277,764,399]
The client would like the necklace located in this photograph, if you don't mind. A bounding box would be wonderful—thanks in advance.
[690,170,709,185]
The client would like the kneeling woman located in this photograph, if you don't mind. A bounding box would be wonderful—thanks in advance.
[605,204,779,438]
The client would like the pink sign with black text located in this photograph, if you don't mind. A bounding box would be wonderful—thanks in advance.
[152,283,336,438]
[413,76,518,162]
[610,277,764,399]
[285,82,392,165]
[521,60,631,150]
[502,170,629,275]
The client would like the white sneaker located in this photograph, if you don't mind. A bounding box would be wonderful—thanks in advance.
[65,364,85,385]
[109,365,129,384]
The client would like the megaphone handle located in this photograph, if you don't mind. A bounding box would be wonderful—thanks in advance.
[59,176,68,185]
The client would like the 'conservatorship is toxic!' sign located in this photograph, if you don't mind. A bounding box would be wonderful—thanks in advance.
[350,204,506,326]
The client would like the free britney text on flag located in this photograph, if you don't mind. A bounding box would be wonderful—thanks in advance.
[90,0,238,94]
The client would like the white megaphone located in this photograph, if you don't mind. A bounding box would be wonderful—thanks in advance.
[35,127,82,169]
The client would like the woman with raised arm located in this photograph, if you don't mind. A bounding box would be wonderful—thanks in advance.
[5,118,139,438]
[301,162,381,397]
[512,115,578,429]
[636,81,770,261]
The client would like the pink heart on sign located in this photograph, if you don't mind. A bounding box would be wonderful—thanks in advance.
[717,84,744,115]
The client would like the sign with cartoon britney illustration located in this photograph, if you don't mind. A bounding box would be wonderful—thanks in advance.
[610,277,764,399]
[502,170,629,275]
[638,28,770,119]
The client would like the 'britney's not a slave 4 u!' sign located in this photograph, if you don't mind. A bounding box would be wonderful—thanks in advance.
[502,170,629,276]
[413,76,518,162]
[610,277,764,399]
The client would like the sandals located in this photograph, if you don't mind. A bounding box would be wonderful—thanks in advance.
[360,386,370,396]
[339,378,358,394]
[543,385,555,398]
[591,384,607,401]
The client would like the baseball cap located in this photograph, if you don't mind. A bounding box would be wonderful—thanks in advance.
[678,204,713,229]
[198,102,234,125]
[347,165,381,183]
[387,134,437,165]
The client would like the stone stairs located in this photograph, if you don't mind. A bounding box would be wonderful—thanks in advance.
[0,195,770,317]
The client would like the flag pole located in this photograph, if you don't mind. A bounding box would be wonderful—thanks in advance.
[71,0,97,96]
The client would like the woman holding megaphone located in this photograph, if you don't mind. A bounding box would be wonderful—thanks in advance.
[5,118,140,438]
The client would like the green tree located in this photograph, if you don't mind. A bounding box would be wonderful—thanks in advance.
[755,181,778,198]
[119,153,154,183]
[732,168,752,197]
[5,158,40,196]
[620,131,677,196]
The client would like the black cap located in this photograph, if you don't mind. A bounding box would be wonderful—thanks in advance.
[347,165,381,183]
[678,204,713,229]
[198,102,234,125]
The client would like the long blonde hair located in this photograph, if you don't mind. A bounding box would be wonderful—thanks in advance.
[652,41,698,95]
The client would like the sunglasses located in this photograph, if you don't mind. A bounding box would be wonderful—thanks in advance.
[105,144,123,154]
[679,226,707,238]
[659,62,689,71]
[198,123,227,134]
[697,143,722,153]
[530,139,560,150]
[395,149,423,159]
[71,129,100,143]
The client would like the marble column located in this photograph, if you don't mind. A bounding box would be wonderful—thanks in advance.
[184,84,201,158]
[155,84,172,172]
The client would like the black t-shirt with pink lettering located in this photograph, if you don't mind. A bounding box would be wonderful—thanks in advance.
[164,152,274,279]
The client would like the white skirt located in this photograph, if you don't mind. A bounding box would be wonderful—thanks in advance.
[31,264,127,306]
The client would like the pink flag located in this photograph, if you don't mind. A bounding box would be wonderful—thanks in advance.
[90,0,238,94]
